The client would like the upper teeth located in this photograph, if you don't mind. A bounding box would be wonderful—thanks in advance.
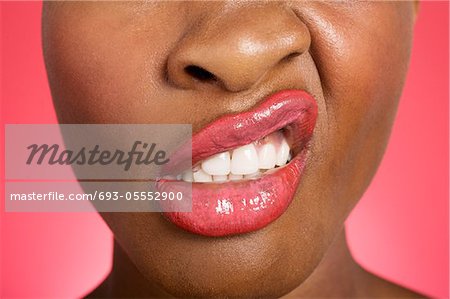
[201,151,231,175]
[182,130,291,183]
[230,144,259,175]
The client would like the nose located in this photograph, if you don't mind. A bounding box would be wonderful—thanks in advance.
[167,4,311,93]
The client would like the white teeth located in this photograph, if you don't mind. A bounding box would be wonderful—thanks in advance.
[276,137,290,166]
[230,144,259,175]
[257,143,276,169]
[182,170,193,182]
[201,152,231,176]
[181,130,293,183]
[244,171,261,179]
[213,175,228,182]
[229,174,244,181]
[193,168,212,182]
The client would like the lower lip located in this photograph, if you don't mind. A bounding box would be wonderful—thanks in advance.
[159,150,309,237]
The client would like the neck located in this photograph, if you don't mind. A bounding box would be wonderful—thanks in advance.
[87,241,170,298]
[282,229,367,298]
[88,229,366,298]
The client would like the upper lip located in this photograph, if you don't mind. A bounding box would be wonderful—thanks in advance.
[164,89,318,175]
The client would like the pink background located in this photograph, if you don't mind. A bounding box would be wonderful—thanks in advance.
[1,2,448,298]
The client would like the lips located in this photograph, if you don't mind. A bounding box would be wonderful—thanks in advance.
[158,90,318,237]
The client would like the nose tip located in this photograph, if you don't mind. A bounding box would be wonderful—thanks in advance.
[166,5,311,93]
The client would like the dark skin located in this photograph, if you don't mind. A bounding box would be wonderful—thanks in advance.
[42,1,424,298]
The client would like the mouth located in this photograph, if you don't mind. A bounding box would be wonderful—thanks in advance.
[158,89,318,237]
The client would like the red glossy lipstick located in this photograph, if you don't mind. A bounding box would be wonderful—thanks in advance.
[158,90,318,237]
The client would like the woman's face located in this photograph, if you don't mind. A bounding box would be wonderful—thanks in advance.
[42,2,415,297]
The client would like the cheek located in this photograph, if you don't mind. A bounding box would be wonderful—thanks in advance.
[43,3,186,124]
[307,3,414,210]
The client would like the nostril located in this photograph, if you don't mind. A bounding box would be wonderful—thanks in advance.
[184,65,217,82]
[281,52,301,63]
